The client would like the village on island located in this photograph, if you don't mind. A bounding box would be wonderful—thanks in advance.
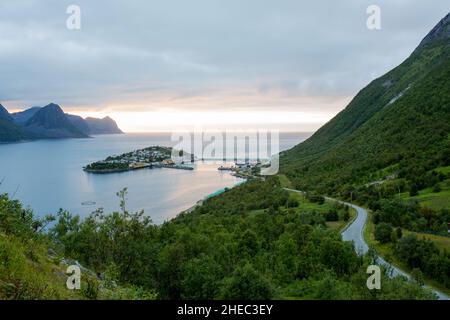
[83,145,261,178]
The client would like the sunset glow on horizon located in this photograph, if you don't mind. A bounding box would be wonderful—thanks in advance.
[8,95,351,132]
[72,109,336,133]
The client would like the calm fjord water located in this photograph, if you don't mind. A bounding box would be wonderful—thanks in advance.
[0,132,309,224]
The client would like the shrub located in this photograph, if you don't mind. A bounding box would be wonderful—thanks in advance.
[374,223,393,243]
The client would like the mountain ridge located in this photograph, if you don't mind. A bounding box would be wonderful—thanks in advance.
[23,103,88,139]
[0,104,13,122]
[84,116,123,135]
[281,12,450,194]
[0,103,123,142]
[0,104,27,142]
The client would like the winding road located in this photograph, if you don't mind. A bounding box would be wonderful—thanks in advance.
[284,188,449,300]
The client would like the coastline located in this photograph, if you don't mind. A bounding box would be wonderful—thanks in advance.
[179,177,247,216]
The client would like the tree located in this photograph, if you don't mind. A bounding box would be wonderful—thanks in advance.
[181,257,222,299]
[432,183,441,193]
[219,263,272,299]
[395,227,403,240]
[374,223,393,244]
[411,268,425,286]
[409,184,419,197]
[286,197,299,208]
[325,210,339,221]
[342,210,350,222]
[238,229,260,257]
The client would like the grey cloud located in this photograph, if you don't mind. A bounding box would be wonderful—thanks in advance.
[0,0,449,113]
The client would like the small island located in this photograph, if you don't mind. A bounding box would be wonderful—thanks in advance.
[84,146,194,173]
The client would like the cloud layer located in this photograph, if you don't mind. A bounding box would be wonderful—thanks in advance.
[0,0,449,130]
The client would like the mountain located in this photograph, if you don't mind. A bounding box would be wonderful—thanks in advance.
[66,114,90,135]
[1,103,123,141]
[281,12,450,193]
[0,104,13,122]
[66,114,123,135]
[23,103,89,139]
[0,104,27,142]
[84,116,123,134]
[11,107,41,125]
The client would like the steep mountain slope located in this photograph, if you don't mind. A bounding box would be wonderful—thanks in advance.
[85,116,123,134]
[66,114,123,135]
[0,104,27,142]
[23,103,89,139]
[2,103,123,141]
[0,104,14,122]
[281,12,450,193]
[11,107,41,125]
[66,114,91,135]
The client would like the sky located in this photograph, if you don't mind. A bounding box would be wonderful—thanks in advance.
[0,0,449,132]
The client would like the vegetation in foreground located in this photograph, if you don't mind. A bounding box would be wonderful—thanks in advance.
[0,178,436,299]
[0,193,155,299]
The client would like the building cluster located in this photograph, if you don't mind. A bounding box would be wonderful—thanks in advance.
[104,147,172,165]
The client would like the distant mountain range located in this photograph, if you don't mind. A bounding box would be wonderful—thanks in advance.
[0,103,123,142]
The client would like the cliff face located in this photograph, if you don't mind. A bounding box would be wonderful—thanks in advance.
[84,116,124,134]
[22,103,89,139]
[11,107,41,125]
[0,104,27,142]
[66,114,91,135]
[0,104,13,122]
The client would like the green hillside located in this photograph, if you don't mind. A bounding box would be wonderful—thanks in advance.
[281,12,450,195]
[280,13,450,290]
[0,194,155,299]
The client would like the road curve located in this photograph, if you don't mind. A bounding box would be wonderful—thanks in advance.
[284,188,449,300]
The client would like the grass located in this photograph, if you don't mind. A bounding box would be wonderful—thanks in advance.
[288,190,334,213]
[364,211,450,297]
[326,207,356,232]
[284,188,356,232]
[402,230,450,252]
[278,174,293,189]
[0,232,157,300]
[279,175,356,232]
[0,232,79,299]
[434,166,450,175]
[401,181,450,210]
[370,164,399,180]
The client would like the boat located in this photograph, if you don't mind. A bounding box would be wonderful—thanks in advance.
[81,201,96,206]
[218,166,233,171]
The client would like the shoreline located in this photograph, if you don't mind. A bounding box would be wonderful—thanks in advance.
[83,163,194,174]
[178,178,247,216]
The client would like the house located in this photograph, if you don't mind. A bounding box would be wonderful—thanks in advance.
[162,159,175,165]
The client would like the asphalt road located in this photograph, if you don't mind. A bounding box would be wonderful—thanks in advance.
[284,188,449,300]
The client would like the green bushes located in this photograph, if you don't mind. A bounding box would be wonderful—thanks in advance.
[306,193,325,205]
[371,198,449,234]
[219,263,273,300]
[0,192,156,300]
[48,179,434,299]
[0,176,438,299]
[325,210,339,221]
[374,223,393,244]
[395,235,450,288]
[0,229,72,299]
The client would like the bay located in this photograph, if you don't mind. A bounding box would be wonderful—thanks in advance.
[0,132,310,224]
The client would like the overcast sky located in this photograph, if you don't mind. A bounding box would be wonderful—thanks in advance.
[0,0,449,131]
